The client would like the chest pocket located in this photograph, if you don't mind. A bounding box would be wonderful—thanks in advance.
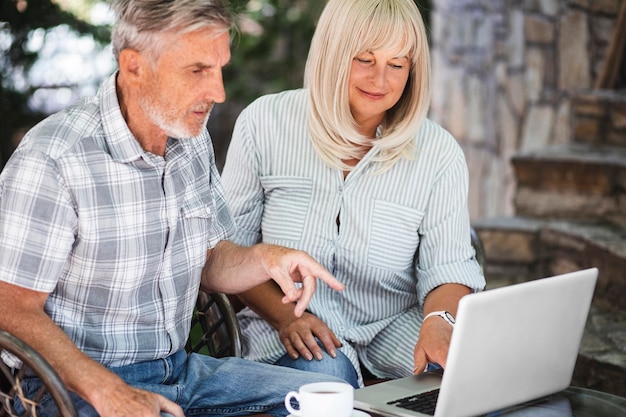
[179,199,215,270]
[367,199,424,272]
[259,176,312,242]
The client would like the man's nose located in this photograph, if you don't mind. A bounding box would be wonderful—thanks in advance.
[205,72,226,104]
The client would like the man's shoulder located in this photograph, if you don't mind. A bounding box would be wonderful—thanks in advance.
[19,96,103,159]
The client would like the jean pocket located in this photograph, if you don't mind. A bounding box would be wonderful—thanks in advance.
[259,176,312,242]
[367,199,424,271]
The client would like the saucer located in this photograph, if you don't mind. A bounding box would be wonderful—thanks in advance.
[288,410,370,417]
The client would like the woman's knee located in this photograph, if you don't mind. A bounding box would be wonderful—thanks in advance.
[275,349,359,388]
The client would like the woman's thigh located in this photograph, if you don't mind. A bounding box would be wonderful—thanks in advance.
[274,342,359,389]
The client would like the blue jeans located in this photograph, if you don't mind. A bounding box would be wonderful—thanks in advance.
[274,342,359,389]
[16,350,346,417]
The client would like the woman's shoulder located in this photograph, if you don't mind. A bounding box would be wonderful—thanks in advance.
[414,118,464,154]
[245,88,308,114]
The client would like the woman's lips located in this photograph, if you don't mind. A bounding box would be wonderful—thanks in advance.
[359,89,385,100]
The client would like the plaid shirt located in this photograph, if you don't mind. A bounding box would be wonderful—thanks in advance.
[0,73,235,367]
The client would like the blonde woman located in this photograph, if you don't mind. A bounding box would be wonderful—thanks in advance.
[222,0,485,388]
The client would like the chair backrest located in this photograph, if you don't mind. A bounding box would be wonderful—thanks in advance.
[470,226,487,272]
[186,291,243,358]
[0,330,77,417]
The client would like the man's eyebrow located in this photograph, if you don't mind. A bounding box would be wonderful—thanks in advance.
[187,62,213,69]
[186,60,232,69]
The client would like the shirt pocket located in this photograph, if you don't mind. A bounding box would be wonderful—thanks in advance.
[179,201,215,269]
[259,176,312,242]
[367,199,424,272]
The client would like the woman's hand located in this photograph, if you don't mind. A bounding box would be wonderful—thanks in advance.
[277,312,343,361]
[412,314,454,374]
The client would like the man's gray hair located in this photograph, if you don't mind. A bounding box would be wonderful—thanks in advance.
[111,0,234,61]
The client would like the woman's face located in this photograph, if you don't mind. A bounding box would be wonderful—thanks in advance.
[348,47,411,135]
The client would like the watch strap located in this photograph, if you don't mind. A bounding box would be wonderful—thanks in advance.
[424,310,455,328]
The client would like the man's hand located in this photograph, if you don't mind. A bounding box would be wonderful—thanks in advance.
[93,383,184,417]
[412,315,453,374]
[255,244,345,317]
[203,241,344,318]
[278,312,343,361]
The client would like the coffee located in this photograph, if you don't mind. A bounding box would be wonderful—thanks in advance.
[284,382,354,417]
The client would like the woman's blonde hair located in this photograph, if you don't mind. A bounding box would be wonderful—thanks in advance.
[304,0,431,172]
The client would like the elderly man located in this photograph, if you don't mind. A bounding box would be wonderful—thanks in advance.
[0,1,345,416]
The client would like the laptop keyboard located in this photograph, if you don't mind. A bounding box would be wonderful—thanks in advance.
[387,388,439,415]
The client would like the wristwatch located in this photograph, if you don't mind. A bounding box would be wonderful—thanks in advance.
[424,310,455,328]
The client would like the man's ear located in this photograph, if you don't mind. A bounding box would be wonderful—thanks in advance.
[118,49,145,83]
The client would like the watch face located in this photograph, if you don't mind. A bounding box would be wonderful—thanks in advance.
[444,311,456,324]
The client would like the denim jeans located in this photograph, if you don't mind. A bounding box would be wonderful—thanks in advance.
[274,342,359,389]
[16,350,346,417]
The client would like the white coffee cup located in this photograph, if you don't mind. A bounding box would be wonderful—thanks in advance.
[284,381,354,417]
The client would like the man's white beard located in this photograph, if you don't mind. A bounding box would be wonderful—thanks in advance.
[140,92,213,139]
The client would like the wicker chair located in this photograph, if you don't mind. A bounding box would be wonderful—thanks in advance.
[0,330,77,417]
[0,291,243,417]
[186,291,243,358]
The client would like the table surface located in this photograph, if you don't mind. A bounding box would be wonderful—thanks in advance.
[363,386,626,417]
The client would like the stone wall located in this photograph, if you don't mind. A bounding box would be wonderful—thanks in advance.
[429,0,624,220]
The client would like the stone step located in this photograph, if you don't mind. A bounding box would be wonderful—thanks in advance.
[511,143,626,226]
[574,299,626,398]
[573,89,626,147]
[473,216,626,309]
[471,216,626,397]
[472,216,544,285]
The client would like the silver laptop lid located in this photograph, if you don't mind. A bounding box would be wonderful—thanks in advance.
[435,268,598,417]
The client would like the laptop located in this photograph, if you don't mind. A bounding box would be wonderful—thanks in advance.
[354,268,598,417]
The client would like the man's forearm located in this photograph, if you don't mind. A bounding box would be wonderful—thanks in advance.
[0,281,128,409]
[201,240,343,318]
[201,240,268,294]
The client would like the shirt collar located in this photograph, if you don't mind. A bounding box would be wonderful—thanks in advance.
[99,72,151,164]
[98,72,209,166]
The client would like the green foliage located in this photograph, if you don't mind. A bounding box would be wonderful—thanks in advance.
[0,0,110,167]
[224,0,326,104]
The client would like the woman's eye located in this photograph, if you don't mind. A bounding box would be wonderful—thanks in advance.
[356,58,372,64]
[390,64,404,69]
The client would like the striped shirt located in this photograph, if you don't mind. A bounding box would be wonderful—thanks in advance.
[0,73,234,367]
[221,88,486,385]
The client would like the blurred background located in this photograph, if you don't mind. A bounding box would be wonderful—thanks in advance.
[0,0,429,172]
